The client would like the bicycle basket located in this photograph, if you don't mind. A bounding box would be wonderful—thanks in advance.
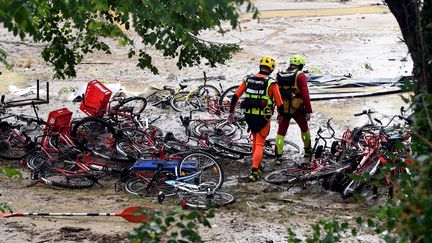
[80,80,112,117]
[46,107,73,133]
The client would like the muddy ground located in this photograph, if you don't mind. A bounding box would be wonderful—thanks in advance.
[0,0,412,242]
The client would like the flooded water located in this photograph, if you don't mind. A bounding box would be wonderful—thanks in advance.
[313,93,410,128]
[0,72,29,93]
[242,5,389,18]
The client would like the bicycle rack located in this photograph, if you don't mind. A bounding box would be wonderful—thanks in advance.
[3,79,49,108]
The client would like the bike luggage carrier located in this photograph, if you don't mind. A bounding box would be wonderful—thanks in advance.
[80,80,112,118]
[131,159,196,172]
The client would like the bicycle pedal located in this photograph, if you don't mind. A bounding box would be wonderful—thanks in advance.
[158,192,165,204]
[114,181,123,192]
[31,170,40,180]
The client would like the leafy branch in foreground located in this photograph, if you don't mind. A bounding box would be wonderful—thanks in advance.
[0,0,258,79]
[129,206,214,243]
[0,167,21,213]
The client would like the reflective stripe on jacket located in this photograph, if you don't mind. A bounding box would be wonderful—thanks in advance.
[244,75,275,116]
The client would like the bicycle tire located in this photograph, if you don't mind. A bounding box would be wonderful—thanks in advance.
[125,173,175,197]
[331,141,339,155]
[40,171,95,189]
[322,171,350,192]
[264,167,304,185]
[0,124,34,160]
[146,90,172,107]
[193,121,236,137]
[218,85,239,112]
[163,139,190,153]
[218,85,244,119]
[71,117,132,162]
[170,91,202,112]
[27,152,76,171]
[196,85,221,110]
[177,152,224,191]
[315,145,324,159]
[208,135,252,156]
[342,157,381,199]
[180,191,236,209]
[111,96,147,121]
[301,162,346,181]
[116,140,142,161]
[212,147,244,160]
[263,138,301,158]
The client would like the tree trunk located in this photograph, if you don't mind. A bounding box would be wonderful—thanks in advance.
[385,0,432,92]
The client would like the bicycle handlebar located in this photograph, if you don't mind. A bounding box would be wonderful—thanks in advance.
[374,118,383,125]
[16,114,45,125]
[354,109,375,117]
[316,118,336,139]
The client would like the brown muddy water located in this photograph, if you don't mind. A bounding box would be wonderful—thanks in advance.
[0,72,28,94]
[242,5,389,19]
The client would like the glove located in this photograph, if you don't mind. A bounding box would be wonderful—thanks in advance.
[227,113,235,124]
[305,113,311,121]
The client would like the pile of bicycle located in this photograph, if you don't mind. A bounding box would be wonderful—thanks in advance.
[265,107,413,199]
[0,77,413,210]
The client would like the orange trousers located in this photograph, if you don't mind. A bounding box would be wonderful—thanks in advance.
[251,122,270,169]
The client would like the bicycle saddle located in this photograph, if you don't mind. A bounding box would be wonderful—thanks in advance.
[164,132,176,141]
[179,84,188,90]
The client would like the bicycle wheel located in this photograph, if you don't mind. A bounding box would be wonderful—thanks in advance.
[193,121,236,137]
[27,152,76,171]
[180,191,236,209]
[264,167,305,185]
[116,140,142,160]
[218,85,239,111]
[208,135,252,156]
[163,139,190,153]
[322,171,350,192]
[263,138,301,158]
[301,162,346,181]
[177,152,224,191]
[342,157,381,199]
[146,90,172,107]
[125,173,175,197]
[71,117,132,162]
[218,85,244,118]
[196,85,221,110]
[170,91,201,112]
[40,170,95,189]
[0,123,34,160]
[111,96,147,120]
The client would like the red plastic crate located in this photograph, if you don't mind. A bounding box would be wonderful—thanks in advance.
[80,80,112,117]
[46,107,73,133]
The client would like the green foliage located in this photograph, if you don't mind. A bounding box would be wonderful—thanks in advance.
[128,206,215,242]
[0,48,12,73]
[0,0,257,79]
[0,167,21,179]
[58,86,76,95]
[287,219,351,243]
[0,203,12,213]
[362,62,373,71]
[0,166,20,214]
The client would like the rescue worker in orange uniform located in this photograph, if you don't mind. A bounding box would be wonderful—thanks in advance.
[274,55,312,165]
[227,56,283,181]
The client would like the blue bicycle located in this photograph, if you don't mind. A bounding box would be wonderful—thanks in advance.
[123,152,224,197]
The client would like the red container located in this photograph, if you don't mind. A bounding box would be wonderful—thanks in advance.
[80,80,112,117]
[46,107,73,133]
